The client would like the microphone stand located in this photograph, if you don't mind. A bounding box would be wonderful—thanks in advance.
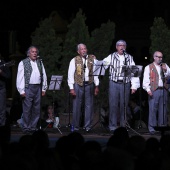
[161,65,165,126]
[122,51,140,135]
[137,76,143,130]
[38,58,43,130]
[123,51,128,128]
[81,56,86,128]
[67,89,71,128]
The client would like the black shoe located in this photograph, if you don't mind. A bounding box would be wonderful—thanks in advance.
[85,128,90,132]
[150,131,160,135]
[23,131,32,135]
[149,131,158,135]
[150,131,155,135]
[110,130,115,134]
[73,127,79,131]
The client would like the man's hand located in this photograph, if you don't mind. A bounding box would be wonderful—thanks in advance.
[70,89,76,96]
[94,86,99,96]
[91,55,96,59]
[42,91,46,96]
[161,64,167,72]
[21,93,26,98]
[131,89,136,94]
[147,90,152,96]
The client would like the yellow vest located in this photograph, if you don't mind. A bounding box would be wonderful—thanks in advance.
[74,55,94,86]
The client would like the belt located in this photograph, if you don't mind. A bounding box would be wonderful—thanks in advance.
[84,81,89,84]
[157,86,164,89]
[115,80,124,83]
[29,84,40,85]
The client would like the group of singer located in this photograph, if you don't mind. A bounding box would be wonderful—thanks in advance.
[67,40,170,135]
[0,40,170,135]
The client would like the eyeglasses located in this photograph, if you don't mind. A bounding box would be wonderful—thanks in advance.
[155,56,163,58]
[117,44,126,46]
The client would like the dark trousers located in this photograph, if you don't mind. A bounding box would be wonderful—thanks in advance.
[0,88,6,126]
[22,84,41,132]
[72,83,94,129]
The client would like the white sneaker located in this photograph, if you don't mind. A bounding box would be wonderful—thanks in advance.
[17,119,22,128]
[46,119,53,123]
[53,117,59,128]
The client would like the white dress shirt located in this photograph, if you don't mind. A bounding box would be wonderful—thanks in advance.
[143,63,170,92]
[68,55,99,89]
[16,59,48,94]
[103,53,140,90]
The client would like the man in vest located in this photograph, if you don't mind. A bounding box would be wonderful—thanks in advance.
[16,46,47,134]
[68,43,99,132]
[143,51,170,135]
[103,40,140,133]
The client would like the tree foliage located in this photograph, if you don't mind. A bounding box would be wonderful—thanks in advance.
[61,8,90,76]
[150,17,170,64]
[31,17,63,108]
[31,8,115,113]
[89,20,115,60]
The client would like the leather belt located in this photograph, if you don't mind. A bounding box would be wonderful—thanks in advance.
[84,81,89,84]
[157,86,164,89]
[115,80,124,83]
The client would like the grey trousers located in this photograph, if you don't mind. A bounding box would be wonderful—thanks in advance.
[109,80,130,131]
[22,84,41,132]
[148,88,168,132]
[72,83,94,129]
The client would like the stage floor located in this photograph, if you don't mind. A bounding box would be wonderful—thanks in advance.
[10,124,167,148]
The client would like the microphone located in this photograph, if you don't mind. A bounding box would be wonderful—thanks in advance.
[37,56,42,61]
[122,50,127,65]
[159,61,163,66]
[83,54,87,68]
[83,54,87,58]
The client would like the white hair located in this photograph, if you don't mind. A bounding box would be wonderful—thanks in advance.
[116,40,127,46]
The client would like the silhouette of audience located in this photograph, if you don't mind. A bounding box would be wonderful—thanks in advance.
[1,126,170,170]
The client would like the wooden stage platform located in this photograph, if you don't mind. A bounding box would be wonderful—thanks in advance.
[10,124,166,149]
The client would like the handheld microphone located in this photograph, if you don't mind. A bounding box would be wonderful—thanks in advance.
[83,54,87,58]
[83,54,87,68]
[37,56,42,61]
[159,61,163,66]
[122,49,126,56]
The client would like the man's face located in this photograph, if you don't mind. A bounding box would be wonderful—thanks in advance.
[29,47,38,61]
[153,52,163,65]
[116,43,126,55]
[77,45,87,57]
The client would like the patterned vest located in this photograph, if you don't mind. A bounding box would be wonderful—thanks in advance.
[22,57,42,88]
[74,55,94,86]
[149,63,169,91]
[110,52,132,82]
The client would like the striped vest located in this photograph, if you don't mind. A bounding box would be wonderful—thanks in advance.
[22,57,42,88]
[149,63,169,91]
[109,52,133,82]
[74,55,94,86]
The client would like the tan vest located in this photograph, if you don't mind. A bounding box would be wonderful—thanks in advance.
[74,55,94,86]
[149,63,169,91]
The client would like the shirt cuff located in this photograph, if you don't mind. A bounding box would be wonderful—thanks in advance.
[69,84,74,89]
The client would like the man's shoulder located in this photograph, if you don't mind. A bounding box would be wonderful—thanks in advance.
[22,57,29,62]
[74,55,81,58]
